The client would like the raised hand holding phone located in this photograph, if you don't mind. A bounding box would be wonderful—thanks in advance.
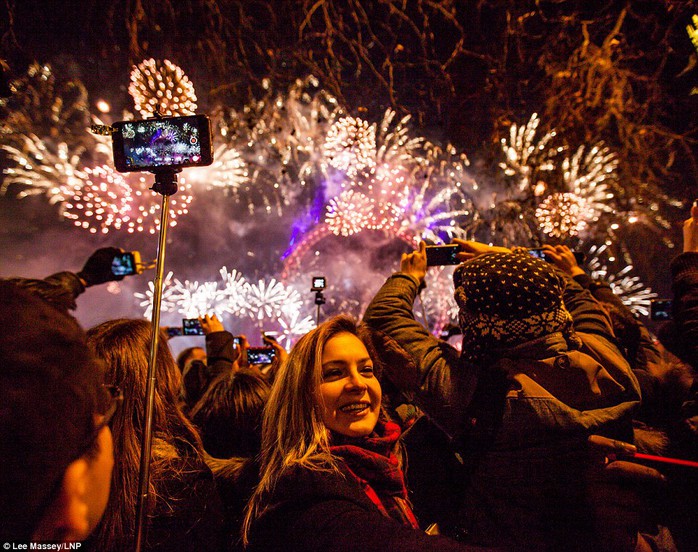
[199,314,224,334]
[400,241,427,286]
[78,247,141,286]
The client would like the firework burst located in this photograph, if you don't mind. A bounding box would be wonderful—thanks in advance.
[585,245,657,316]
[535,192,592,238]
[499,113,561,192]
[135,270,309,332]
[323,116,377,176]
[325,166,409,236]
[243,278,303,321]
[119,173,194,234]
[219,267,250,316]
[326,190,376,236]
[62,165,133,234]
[0,62,91,146]
[169,278,229,318]
[277,310,317,349]
[402,166,474,242]
[374,110,425,168]
[129,58,197,118]
[134,271,178,319]
[563,143,616,216]
[322,109,472,242]
[1,134,86,204]
[187,144,249,192]
[607,274,658,317]
[205,76,344,215]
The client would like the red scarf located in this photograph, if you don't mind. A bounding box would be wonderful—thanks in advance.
[330,420,419,529]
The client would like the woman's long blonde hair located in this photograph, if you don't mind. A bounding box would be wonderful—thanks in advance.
[241,315,386,544]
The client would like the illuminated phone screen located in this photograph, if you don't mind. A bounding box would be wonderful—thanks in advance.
[112,115,213,172]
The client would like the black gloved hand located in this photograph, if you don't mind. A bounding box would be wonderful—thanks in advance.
[77,247,124,287]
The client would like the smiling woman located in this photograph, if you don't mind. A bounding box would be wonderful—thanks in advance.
[318,331,382,438]
[241,315,487,552]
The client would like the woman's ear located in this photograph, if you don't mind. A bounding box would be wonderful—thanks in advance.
[32,458,91,542]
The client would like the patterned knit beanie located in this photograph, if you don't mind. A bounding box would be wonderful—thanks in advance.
[453,251,573,363]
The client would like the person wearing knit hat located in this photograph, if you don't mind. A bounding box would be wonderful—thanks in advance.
[362,239,672,552]
[453,249,578,365]
[0,281,115,543]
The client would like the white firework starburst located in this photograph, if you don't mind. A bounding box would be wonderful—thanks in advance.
[607,275,658,317]
[277,310,317,349]
[499,113,560,191]
[585,246,657,316]
[1,133,86,205]
[128,58,197,118]
[187,143,249,192]
[119,173,194,235]
[170,278,229,318]
[219,267,250,316]
[62,165,134,234]
[374,110,425,169]
[535,192,593,238]
[323,116,376,176]
[326,189,376,237]
[134,271,178,319]
[243,278,303,321]
[562,143,616,218]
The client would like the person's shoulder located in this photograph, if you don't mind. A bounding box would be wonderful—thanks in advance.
[271,463,363,503]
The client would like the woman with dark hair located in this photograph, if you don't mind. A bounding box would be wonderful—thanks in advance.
[189,368,270,550]
[190,368,270,459]
[85,318,225,552]
[242,315,490,552]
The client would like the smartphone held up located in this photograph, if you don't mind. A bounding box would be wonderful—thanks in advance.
[111,251,142,277]
[247,347,276,365]
[166,318,205,337]
[111,114,213,173]
[425,244,460,267]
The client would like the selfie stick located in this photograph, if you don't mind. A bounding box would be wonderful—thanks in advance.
[315,291,325,325]
[134,168,180,552]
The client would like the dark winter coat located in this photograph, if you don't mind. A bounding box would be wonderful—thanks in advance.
[246,463,495,552]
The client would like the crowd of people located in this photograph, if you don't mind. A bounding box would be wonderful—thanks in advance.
[1,203,697,551]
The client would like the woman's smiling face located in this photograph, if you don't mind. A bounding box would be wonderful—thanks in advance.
[317,332,381,438]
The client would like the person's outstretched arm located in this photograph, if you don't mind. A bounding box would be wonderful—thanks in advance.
[363,241,477,438]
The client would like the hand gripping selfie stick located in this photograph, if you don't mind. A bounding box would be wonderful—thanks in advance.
[134,167,180,552]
